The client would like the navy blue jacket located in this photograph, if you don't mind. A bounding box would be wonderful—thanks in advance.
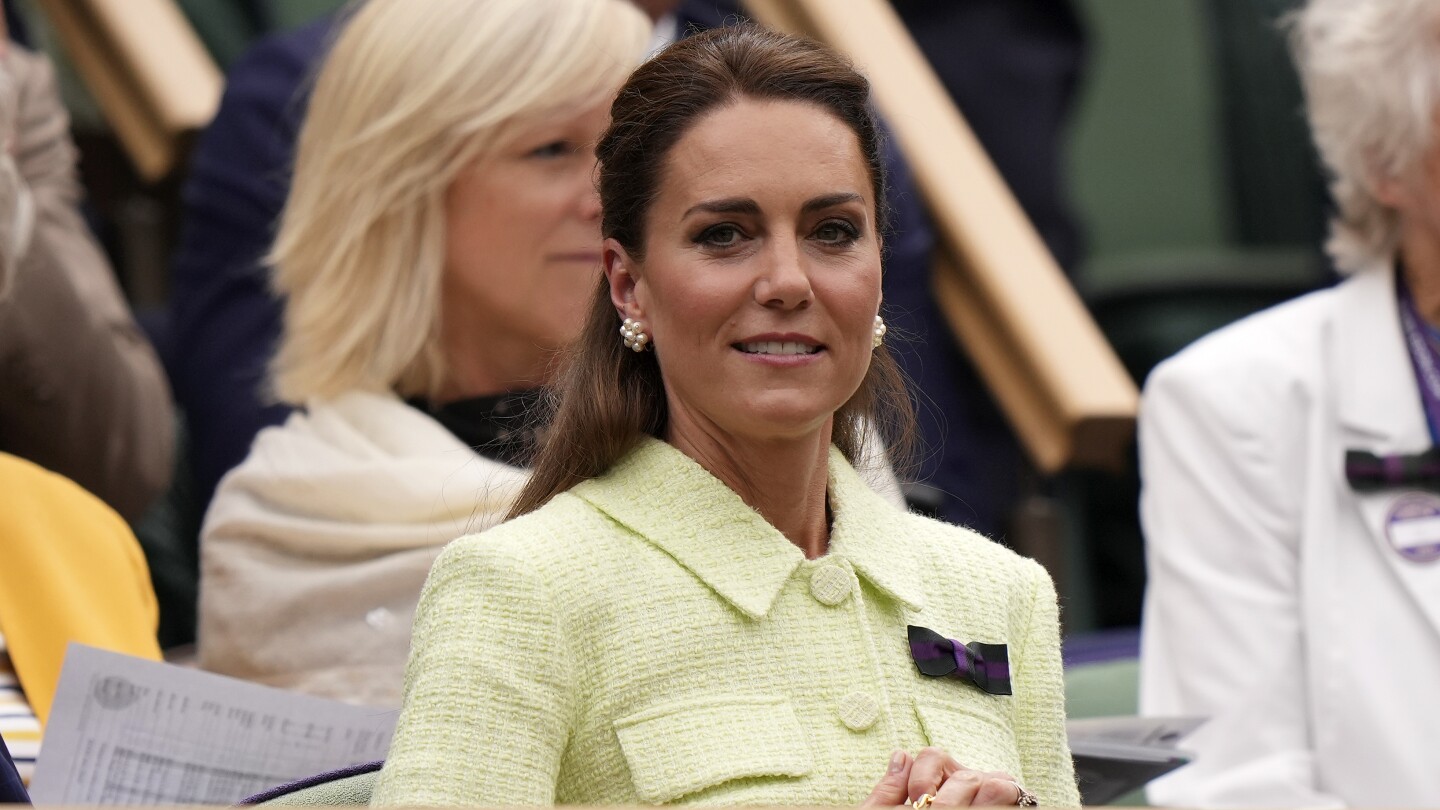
[0,735,29,805]
[165,17,331,510]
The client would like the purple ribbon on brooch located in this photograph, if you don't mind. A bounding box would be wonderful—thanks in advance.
[908,625,1011,695]
[1346,448,1440,492]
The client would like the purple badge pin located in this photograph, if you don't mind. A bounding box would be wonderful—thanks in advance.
[1384,492,1440,564]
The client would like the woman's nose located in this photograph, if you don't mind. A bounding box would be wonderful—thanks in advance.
[755,241,813,310]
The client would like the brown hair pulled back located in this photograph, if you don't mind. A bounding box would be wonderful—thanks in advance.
[509,24,915,518]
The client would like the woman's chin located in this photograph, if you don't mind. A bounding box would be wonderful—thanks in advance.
[718,402,840,444]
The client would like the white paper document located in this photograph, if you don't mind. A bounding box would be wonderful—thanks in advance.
[1067,714,1204,755]
[29,644,397,805]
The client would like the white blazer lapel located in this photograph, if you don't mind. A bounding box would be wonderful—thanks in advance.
[1334,264,1440,637]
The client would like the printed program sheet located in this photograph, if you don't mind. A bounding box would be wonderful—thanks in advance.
[29,644,397,805]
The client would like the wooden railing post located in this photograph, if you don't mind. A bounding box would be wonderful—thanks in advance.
[33,0,222,182]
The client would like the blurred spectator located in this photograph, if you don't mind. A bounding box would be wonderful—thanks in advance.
[197,0,653,706]
[0,25,173,524]
[892,0,1085,272]
[889,0,1086,537]
[1140,0,1440,804]
[164,13,327,523]
[0,18,166,782]
[0,452,163,785]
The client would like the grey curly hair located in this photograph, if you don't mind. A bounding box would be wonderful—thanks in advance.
[1288,0,1440,273]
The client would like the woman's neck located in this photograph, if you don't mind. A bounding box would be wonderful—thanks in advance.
[1401,222,1440,328]
[666,418,833,559]
[434,312,555,404]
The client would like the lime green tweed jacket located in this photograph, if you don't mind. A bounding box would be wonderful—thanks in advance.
[371,438,1078,807]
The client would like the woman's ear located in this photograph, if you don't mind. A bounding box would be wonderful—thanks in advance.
[1368,144,1422,212]
[603,237,644,320]
[1373,173,1413,211]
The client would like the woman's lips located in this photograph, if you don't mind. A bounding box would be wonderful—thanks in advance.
[735,340,822,356]
[732,333,826,365]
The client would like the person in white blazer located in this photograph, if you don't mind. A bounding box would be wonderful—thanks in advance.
[1138,0,1440,806]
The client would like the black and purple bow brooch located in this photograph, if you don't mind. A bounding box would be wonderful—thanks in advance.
[908,625,1012,696]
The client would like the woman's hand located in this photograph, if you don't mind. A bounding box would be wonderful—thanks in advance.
[862,748,1028,807]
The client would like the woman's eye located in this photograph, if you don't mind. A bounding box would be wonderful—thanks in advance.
[696,224,744,248]
[529,141,570,159]
[814,220,860,244]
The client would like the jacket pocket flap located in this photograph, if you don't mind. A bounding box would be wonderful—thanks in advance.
[615,694,813,803]
[914,699,1021,777]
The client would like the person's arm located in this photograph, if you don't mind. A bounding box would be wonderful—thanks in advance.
[0,733,27,804]
[370,533,576,806]
[0,46,173,523]
[1138,352,1343,808]
[167,20,331,508]
[1011,562,1080,807]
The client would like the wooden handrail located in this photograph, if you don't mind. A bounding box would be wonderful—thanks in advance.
[34,0,222,181]
[744,0,1138,472]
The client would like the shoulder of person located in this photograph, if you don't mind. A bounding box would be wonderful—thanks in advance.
[1142,278,1354,426]
[226,14,335,91]
[237,391,473,462]
[896,508,1053,591]
[831,450,1050,593]
[429,490,620,581]
[2,42,47,86]
[0,452,128,531]
[3,44,65,147]
[204,14,336,143]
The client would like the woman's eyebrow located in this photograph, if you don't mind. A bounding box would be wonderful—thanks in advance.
[681,192,864,221]
[681,197,761,220]
[802,192,864,213]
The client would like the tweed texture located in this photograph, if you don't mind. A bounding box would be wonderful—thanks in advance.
[371,438,1077,807]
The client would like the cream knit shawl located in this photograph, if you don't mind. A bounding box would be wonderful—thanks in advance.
[198,391,527,707]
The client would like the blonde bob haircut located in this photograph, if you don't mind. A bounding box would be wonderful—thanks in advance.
[269,0,651,404]
[1288,0,1440,274]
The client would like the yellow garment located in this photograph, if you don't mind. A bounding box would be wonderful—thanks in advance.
[0,453,161,724]
[374,439,1078,806]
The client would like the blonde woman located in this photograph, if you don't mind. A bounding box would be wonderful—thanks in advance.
[196,0,653,707]
[1140,0,1440,804]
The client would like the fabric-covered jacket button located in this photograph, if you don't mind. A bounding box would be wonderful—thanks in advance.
[837,691,880,731]
[810,564,852,606]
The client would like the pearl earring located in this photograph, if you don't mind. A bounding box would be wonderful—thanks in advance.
[620,317,651,352]
[872,315,887,349]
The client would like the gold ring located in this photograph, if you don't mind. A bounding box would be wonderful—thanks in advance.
[1013,783,1039,807]
[910,793,934,810]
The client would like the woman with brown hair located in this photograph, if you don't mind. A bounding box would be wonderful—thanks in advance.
[372,25,1077,808]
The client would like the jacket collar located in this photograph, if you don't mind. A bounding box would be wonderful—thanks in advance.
[571,437,924,620]
[826,451,926,613]
[1335,262,1431,449]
